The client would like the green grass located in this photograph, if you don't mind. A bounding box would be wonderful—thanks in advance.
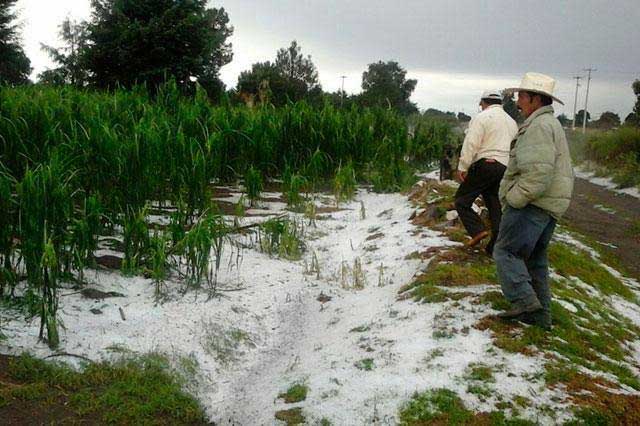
[399,388,537,426]
[0,353,207,425]
[400,260,496,303]
[278,383,308,404]
[354,358,375,371]
[399,389,472,425]
[583,127,640,189]
[274,407,305,425]
[464,363,495,382]
[548,242,635,301]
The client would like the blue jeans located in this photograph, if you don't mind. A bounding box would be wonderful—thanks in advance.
[493,205,556,313]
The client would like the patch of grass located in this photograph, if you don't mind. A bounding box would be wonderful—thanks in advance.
[399,388,537,426]
[464,363,495,402]
[0,353,207,425]
[432,329,455,339]
[467,383,492,399]
[274,407,305,425]
[424,348,445,363]
[464,363,495,382]
[399,388,472,425]
[354,358,374,371]
[557,226,637,281]
[349,324,370,333]
[477,291,511,311]
[278,383,308,404]
[548,242,634,301]
[201,326,254,365]
[442,226,469,243]
[399,258,496,303]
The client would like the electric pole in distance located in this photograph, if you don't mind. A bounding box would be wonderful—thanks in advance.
[572,75,582,130]
[582,68,596,134]
[340,76,347,106]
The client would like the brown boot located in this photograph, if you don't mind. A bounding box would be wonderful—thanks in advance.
[466,230,489,247]
[498,299,543,320]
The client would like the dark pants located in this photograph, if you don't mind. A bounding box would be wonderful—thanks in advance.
[493,205,556,320]
[454,159,506,253]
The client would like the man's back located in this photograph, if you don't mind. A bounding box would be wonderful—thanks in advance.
[458,105,518,171]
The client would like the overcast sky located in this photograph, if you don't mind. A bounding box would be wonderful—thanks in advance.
[17,0,640,118]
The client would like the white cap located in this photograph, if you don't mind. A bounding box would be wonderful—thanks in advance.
[480,90,502,101]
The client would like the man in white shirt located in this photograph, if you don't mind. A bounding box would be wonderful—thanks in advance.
[454,91,518,255]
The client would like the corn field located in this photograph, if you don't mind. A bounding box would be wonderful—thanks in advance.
[0,82,457,347]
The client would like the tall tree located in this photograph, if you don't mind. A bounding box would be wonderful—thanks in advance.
[84,0,233,97]
[0,0,32,85]
[238,41,321,105]
[275,41,320,89]
[575,109,591,126]
[237,61,284,105]
[360,61,417,115]
[593,111,621,129]
[627,79,640,126]
[38,18,89,86]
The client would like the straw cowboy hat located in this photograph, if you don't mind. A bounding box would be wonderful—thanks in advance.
[505,72,564,105]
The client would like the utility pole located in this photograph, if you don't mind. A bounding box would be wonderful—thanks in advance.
[582,68,596,134]
[571,76,582,130]
[340,75,347,106]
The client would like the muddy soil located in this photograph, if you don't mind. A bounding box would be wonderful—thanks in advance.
[562,178,640,280]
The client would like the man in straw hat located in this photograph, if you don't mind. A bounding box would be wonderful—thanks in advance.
[493,72,574,330]
[454,90,518,255]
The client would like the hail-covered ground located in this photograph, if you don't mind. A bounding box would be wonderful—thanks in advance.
[2,174,640,425]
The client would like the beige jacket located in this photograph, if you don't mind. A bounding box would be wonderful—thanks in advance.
[499,105,574,219]
[458,105,518,172]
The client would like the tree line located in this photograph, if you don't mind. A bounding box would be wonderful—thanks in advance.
[1,0,639,126]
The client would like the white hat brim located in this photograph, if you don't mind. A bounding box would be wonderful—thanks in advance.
[504,87,564,105]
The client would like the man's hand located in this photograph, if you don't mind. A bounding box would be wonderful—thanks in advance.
[457,170,467,182]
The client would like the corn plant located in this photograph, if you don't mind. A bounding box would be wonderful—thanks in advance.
[258,217,305,260]
[169,200,188,245]
[122,207,150,275]
[244,166,262,207]
[284,174,308,211]
[69,195,102,283]
[149,232,170,299]
[40,234,60,349]
[0,173,17,296]
[175,215,212,291]
[207,214,228,293]
[305,148,331,191]
[334,161,357,204]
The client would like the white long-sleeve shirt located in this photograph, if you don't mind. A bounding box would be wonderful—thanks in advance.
[457,105,518,172]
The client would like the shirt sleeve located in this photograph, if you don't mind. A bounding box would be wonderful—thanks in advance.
[457,115,485,172]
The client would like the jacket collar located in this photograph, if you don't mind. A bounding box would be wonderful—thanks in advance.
[522,105,554,127]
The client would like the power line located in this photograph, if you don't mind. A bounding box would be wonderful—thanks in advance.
[572,76,582,130]
[582,68,596,134]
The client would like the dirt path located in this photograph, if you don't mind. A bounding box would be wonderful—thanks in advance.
[562,178,640,280]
